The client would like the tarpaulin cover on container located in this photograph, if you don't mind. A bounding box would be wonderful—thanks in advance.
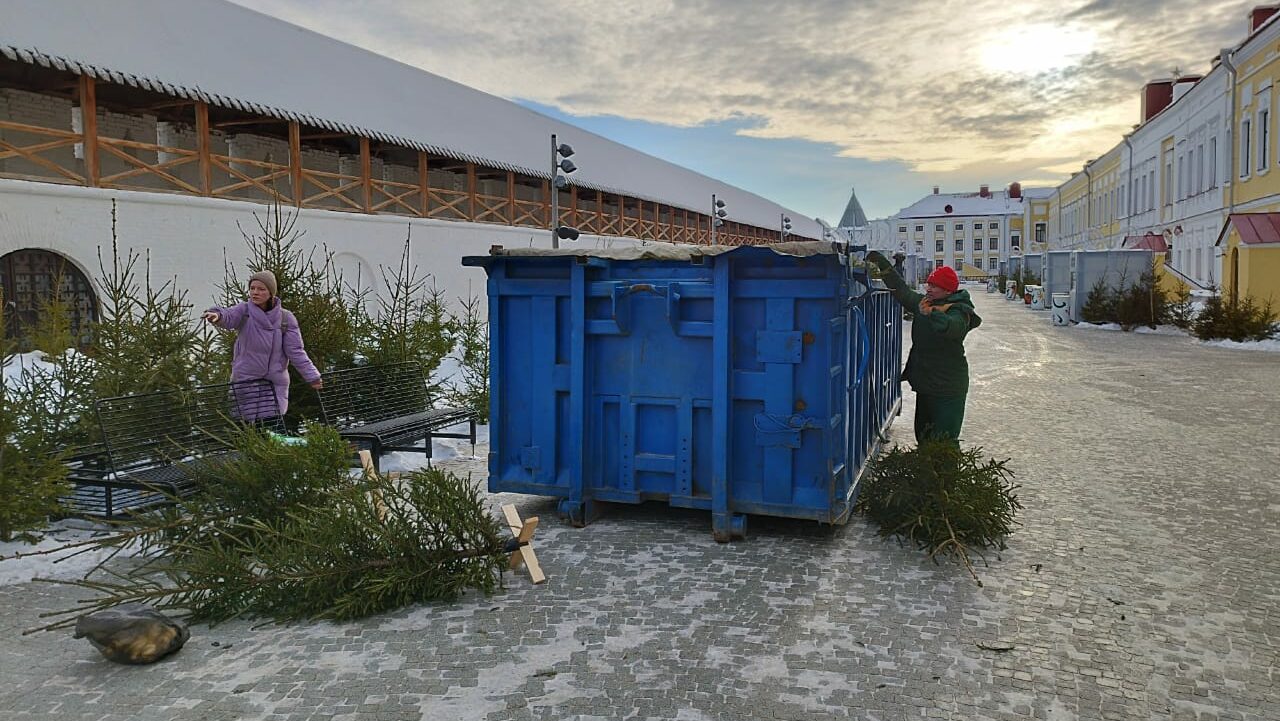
[463,241,903,540]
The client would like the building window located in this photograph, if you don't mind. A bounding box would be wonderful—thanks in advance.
[914,224,924,232]
[988,258,998,270]
[1241,117,1251,178]
[973,238,981,251]
[955,239,963,251]
[973,222,983,230]
[953,261,963,272]
[989,221,998,230]
[935,239,944,252]
[1196,143,1204,191]
[1165,160,1174,204]
[898,225,907,233]
[1209,137,1217,187]
[934,223,944,232]
[935,259,943,269]
[1260,108,1271,171]
[1148,170,1156,208]
[1011,236,1021,249]
[954,223,963,231]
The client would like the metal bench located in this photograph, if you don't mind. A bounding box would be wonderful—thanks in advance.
[65,379,285,515]
[317,362,476,472]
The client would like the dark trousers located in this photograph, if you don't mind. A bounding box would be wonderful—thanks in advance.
[914,393,967,443]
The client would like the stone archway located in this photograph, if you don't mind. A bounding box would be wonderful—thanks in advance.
[0,248,99,349]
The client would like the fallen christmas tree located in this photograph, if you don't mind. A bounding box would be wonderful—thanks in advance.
[25,424,517,633]
[856,440,1022,586]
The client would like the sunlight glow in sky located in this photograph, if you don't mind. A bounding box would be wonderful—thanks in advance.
[235,0,1245,220]
[980,24,1097,75]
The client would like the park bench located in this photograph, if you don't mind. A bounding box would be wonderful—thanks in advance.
[317,362,476,472]
[62,379,285,516]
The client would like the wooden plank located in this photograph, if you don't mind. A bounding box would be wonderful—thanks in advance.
[501,503,523,533]
[360,137,372,213]
[195,102,212,195]
[507,171,516,224]
[78,76,98,187]
[289,122,302,206]
[418,151,429,217]
[521,545,545,584]
[466,162,477,221]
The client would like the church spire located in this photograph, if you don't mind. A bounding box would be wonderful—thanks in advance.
[838,186,868,228]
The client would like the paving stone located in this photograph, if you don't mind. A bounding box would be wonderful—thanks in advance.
[2,293,1277,720]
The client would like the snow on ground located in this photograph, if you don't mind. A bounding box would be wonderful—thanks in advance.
[0,518,120,586]
[1070,320,1279,350]
[1203,337,1280,352]
[2,350,56,390]
[378,422,490,473]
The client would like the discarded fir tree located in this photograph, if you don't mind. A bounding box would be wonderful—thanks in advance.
[26,424,509,630]
[856,440,1021,586]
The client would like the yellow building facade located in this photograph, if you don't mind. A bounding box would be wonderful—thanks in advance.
[1221,10,1280,303]
[1045,7,1280,303]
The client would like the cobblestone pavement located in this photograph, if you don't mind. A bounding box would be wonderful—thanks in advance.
[2,290,1277,721]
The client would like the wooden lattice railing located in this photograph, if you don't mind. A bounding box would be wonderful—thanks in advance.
[0,119,85,185]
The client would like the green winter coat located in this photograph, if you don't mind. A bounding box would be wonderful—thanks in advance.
[871,258,982,397]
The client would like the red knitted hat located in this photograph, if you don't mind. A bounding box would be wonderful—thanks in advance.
[926,266,960,293]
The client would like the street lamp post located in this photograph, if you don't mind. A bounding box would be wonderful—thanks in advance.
[550,134,579,248]
[710,194,727,245]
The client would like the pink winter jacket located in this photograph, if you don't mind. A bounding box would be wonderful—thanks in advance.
[205,298,321,415]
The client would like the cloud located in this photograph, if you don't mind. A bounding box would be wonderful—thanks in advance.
[233,0,1250,185]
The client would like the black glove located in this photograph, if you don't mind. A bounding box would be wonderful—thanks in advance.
[864,250,890,269]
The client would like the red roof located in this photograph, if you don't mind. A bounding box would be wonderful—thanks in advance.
[1219,213,1280,246]
[1122,233,1168,251]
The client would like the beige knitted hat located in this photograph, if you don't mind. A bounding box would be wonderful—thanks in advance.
[248,270,278,297]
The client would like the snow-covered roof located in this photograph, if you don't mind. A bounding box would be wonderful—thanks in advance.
[0,0,819,237]
[892,191,1024,219]
[1020,187,1055,200]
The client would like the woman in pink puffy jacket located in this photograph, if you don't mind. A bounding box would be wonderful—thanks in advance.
[202,270,322,418]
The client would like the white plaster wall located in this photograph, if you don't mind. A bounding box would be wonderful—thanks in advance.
[0,178,639,319]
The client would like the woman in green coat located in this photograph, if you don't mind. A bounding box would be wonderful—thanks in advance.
[865,251,982,443]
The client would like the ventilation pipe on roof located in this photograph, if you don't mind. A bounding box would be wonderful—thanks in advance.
[932,185,940,194]
[979,184,990,198]
[1008,182,1022,199]
[1250,5,1280,33]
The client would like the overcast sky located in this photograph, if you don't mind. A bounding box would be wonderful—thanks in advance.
[236,0,1246,221]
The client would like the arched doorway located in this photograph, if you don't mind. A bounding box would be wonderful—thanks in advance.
[1,249,99,350]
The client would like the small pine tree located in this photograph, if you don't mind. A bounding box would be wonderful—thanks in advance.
[448,293,490,423]
[1193,290,1280,342]
[92,201,210,403]
[1115,267,1170,331]
[355,232,456,395]
[1079,277,1116,324]
[0,289,73,543]
[1166,286,1196,330]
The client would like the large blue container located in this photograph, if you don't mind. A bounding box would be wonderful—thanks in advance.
[463,242,902,540]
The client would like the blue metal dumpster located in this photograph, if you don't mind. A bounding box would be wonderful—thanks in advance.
[462,242,903,540]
